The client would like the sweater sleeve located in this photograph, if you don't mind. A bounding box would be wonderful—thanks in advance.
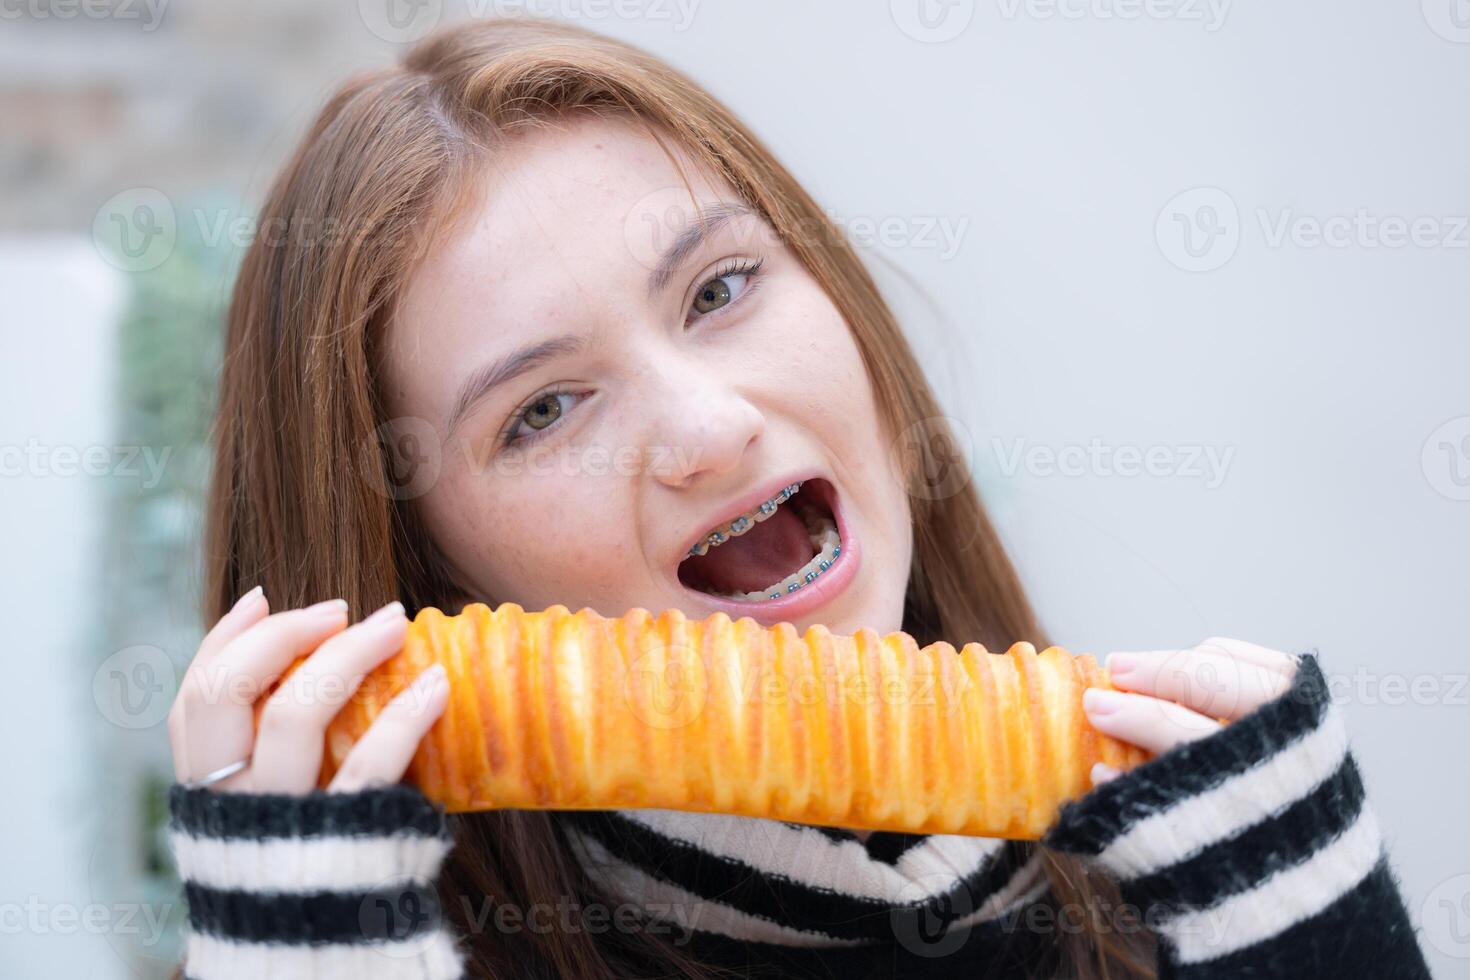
[166,782,465,980]
[1040,652,1431,979]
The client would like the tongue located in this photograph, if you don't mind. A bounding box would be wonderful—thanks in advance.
[681,504,816,595]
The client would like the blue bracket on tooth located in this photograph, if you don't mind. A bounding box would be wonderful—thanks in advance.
[762,541,838,600]
[686,482,813,563]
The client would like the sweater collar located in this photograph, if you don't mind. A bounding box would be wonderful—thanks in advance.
[559,808,1044,949]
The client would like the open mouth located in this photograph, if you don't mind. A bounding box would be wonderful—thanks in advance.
[677,478,843,603]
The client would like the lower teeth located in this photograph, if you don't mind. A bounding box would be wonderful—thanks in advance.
[710,508,842,602]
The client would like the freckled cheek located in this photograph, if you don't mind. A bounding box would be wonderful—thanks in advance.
[758,293,903,547]
[428,467,635,595]
[764,301,873,439]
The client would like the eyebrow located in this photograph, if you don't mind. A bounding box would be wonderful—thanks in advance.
[445,334,586,435]
[646,200,756,297]
[445,200,755,435]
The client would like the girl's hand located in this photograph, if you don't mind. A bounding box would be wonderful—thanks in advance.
[166,587,450,794]
[1084,637,1299,787]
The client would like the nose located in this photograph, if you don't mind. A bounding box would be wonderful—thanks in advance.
[646,366,765,490]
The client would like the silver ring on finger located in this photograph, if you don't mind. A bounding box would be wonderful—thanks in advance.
[182,757,250,790]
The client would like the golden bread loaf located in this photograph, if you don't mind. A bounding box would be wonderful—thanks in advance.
[260,602,1151,840]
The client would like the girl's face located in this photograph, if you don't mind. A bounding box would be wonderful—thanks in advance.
[382,113,913,637]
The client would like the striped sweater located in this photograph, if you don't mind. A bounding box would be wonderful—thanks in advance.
[166,652,1433,979]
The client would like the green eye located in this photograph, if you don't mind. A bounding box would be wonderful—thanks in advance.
[522,393,563,431]
[692,276,732,314]
[688,258,764,320]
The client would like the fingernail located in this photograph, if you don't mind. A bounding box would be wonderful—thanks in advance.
[363,601,405,625]
[424,666,451,715]
[1091,762,1121,785]
[232,585,264,612]
[419,663,448,693]
[307,598,349,617]
[1105,653,1137,676]
[1084,688,1125,715]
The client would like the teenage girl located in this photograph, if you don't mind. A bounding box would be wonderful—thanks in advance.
[165,18,1430,980]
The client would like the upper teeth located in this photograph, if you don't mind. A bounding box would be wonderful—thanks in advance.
[687,481,804,558]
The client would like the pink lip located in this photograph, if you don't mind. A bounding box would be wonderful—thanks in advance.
[675,476,860,626]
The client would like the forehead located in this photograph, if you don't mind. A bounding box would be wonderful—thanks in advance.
[400,114,736,329]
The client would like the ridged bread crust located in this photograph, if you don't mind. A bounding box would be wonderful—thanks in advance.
[266,602,1152,840]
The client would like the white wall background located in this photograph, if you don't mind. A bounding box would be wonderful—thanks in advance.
[0,242,126,976]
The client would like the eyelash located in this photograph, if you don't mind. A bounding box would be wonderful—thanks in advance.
[497,385,582,450]
[498,257,767,450]
[684,256,765,327]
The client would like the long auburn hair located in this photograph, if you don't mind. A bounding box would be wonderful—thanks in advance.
[203,16,1156,979]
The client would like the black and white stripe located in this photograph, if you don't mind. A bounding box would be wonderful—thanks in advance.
[1042,653,1431,978]
[167,783,464,980]
[164,652,1431,979]
[559,806,1046,946]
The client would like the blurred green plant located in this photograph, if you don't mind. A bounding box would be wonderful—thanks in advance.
[100,195,243,977]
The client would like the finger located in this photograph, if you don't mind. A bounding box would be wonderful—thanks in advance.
[250,602,409,794]
[173,599,349,784]
[1104,646,1294,721]
[170,587,271,775]
[1195,636,1298,675]
[328,664,449,794]
[196,586,272,664]
[1083,687,1223,756]
[1109,636,1295,676]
